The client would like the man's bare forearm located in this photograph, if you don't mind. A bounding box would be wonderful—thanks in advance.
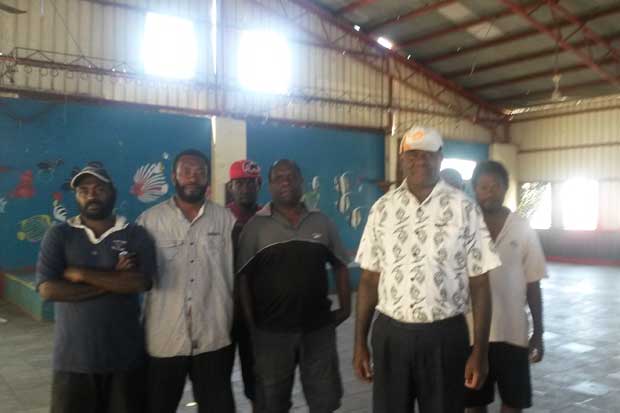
[333,264,352,321]
[68,267,151,294]
[469,273,492,354]
[527,281,544,337]
[354,270,380,348]
[39,280,105,302]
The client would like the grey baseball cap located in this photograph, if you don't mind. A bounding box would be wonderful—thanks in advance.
[70,165,113,189]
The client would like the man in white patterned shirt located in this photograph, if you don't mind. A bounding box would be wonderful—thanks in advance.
[353,126,502,413]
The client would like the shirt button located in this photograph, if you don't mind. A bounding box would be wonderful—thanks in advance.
[190,259,194,263]
[410,278,414,281]
[190,278,194,282]
[410,304,413,308]
[190,242,194,246]
[187,297,192,301]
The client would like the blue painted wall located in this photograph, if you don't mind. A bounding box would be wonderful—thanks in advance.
[0,98,211,269]
[443,140,489,161]
[247,122,385,257]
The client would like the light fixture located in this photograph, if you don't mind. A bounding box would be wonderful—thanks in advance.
[142,13,197,79]
[377,36,393,49]
[238,30,291,94]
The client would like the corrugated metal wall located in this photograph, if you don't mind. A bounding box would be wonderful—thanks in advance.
[0,0,497,140]
[511,96,620,229]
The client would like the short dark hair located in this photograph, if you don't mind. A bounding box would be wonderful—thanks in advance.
[268,159,302,182]
[471,160,509,188]
[173,149,211,177]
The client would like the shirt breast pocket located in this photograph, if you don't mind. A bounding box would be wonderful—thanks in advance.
[158,240,182,265]
[205,232,224,251]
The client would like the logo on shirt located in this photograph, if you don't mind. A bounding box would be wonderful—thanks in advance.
[312,233,323,240]
[111,239,128,252]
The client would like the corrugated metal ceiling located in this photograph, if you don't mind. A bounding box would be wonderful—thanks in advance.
[313,0,620,110]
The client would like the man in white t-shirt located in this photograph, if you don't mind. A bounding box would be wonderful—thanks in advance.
[466,161,546,413]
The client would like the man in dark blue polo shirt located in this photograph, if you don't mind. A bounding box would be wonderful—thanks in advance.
[237,159,351,413]
[36,164,156,413]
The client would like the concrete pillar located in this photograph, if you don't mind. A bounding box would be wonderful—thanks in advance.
[210,116,247,205]
[489,143,518,211]
[385,111,400,188]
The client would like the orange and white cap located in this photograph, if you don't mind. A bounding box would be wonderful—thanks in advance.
[399,126,443,154]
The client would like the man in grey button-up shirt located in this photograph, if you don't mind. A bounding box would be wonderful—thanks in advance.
[137,149,236,413]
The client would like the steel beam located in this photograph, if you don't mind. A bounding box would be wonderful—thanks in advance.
[396,0,540,49]
[336,0,380,15]
[491,77,616,105]
[469,57,616,91]
[543,0,620,63]
[499,0,620,89]
[286,0,506,118]
[445,31,620,78]
[424,3,620,64]
[367,0,456,34]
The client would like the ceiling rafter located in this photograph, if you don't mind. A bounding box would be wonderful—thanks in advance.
[424,3,620,64]
[367,0,457,34]
[499,0,620,90]
[444,31,620,78]
[396,0,541,50]
[335,0,380,15]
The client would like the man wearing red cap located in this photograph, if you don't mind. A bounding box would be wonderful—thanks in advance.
[227,159,263,244]
[227,159,262,411]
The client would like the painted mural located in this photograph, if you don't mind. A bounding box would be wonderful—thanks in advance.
[247,122,386,257]
[0,97,211,269]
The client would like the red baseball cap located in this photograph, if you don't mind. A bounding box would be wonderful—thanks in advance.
[229,160,261,181]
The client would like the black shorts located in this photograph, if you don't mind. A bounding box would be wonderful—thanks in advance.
[51,368,146,413]
[464,342,532,409]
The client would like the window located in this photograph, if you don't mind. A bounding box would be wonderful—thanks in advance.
[143,13,198,79]
[238,30,291,94]
[519,182,552,230]
[440,158,477,180]
[561,179,598,230]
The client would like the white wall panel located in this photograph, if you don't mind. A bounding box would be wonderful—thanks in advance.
[0,0,496,135]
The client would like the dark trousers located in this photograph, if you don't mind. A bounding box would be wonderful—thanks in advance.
[146,345,235,413]
[233,316,256,400]
[253,324,343,413]
[372,313,470,413]
[51,367,146,413]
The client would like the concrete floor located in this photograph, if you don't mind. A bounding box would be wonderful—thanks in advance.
[1,263,620,412]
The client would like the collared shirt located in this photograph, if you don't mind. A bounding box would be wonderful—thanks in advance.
[467,212,547,347]
[356,180,501,323]
[137,197,236,358]
[236,203,350,332]
[36,215,156,373]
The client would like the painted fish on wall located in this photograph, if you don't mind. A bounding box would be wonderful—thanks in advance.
[17,214,52,242]
[130,162,169,203]
[52,192,67,222]
[303,176,321,209]
[10,170,35,199]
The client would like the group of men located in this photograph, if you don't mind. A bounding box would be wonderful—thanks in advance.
[36,125,546,413]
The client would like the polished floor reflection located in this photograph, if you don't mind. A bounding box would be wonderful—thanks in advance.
[1,263,619,412]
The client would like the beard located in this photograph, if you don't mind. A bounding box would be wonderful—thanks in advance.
[79,199,115,220]
[175,182,207,204]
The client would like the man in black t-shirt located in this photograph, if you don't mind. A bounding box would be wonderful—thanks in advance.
[237,159,351,413]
